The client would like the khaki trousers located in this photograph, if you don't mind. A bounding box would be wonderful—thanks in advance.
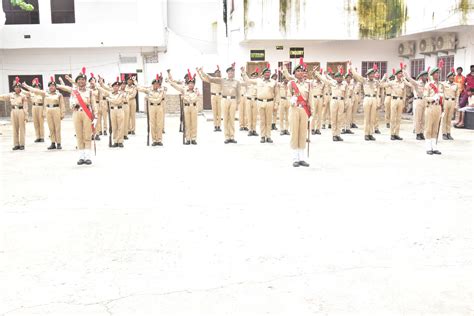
[73,110,92,150]
[222,98,237,139]
[414,99,425,134]
[46,107,62,143]
[425,105,441,139]
[32,105,44,139]
[311,96,323,130]
[344,97,354,129]
[330,99,344,136]
[129,98,137,132]
[211,95,222,127]
[384,96,392,125]
[247,98,258,131]
[352,94,361,123]
[290,106,308,150]
[11,108,26,146]
[258,100,273,138]
[122,103,130,136]
[363,97,378,135]
[239,97,248,128]
[390,98,404,135]
[184,105,198,141]
[96,100,108,133]
[442,100,455,134]
[279,99,290,131]
[322,95,330,125]
[149,104,164,142]
[111,107,124,144]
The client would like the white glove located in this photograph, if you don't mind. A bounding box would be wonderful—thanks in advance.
[290,95,297,106]
[92,118,97,127]
[433,94,440,102]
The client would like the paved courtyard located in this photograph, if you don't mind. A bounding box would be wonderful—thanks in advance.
[0,113,473,315]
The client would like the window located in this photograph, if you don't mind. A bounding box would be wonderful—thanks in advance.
[51,0,75,24]
[410,59,425,79]
[8,75,43,92]
[2,0,39,24]
[361,61,387,77]
[437,55,454,81]
[278,61,292,82]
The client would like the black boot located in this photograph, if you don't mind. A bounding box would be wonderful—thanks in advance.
[391,135,396,140]
[394,135,403,140]
[365,135,370,141]
[416,133,422,140]
[328,124,332,128]
[266,138,273,143]
[420,134,425,140]
[48,143,56,150]
[104,131,108,136]
[315,129,321,135]
[56,143,62,150]
[34,138,41,143]
[311,129,316,135]
[345,129,354,134]
[260,137,266,143]
[447,133,454,140]
[341,129,346,134]
[369,135,376,141]
[191,140,197,145]
[442,134,448,140]
[12,145,20,150]
[280,130,285,136]
[386,123,390,128]
[94,134,100,141]
[374,129,381,134]
[333,136,338,142]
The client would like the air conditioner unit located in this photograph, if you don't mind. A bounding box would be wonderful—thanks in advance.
[398,41,416,57]
[418,37,435,54]
[435,33,456,52]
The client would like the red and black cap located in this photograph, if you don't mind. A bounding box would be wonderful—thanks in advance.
[185,69,196,84]
[75,67,87,82]
[152,73,163,84]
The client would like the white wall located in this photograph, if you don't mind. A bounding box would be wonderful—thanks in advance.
[0,0,167,49]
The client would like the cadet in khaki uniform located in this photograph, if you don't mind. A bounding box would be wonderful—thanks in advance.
[126,76,137,135]
[242,64,279,143]
[91,73,108,137]
[98,77,125,147]
[88,75,102,141]
[239,72,250,132]
[28,78,45,143]
[315,68,347,141]
[210,66,222,131]
[423,67,444,155]
[287,59,310,167]
[309,69,325,135]
[23,77,65,150]
[119,75,130,140]
[342,72,355,134]
[278,79,290,135]
[57,68,97,164]
[271,72,279,130]
[168,70,200,145]
[244,70,258,135]
[0,77,28,150]
[322,70,333,129]
[441,69,459,140]
[352,80,362,128]
[404,68,429,140]
[381,67,409,140]
[137,74,166,146]
[384,71,394,128]
[350,61,380,141]
[198,64,241,144]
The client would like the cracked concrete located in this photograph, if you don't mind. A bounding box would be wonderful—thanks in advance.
[0,114,473,315]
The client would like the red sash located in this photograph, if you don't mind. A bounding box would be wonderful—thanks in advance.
[429,82,443,110]
[290,80,311,117]
[72,89,93,121]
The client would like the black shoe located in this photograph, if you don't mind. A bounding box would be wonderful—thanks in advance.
[442,134,448,140]
[56,143,62,150]
[416,134,422,140]
[395,135,403,140]
[118,143,124,148]
[224,139,230,144]
[217,127,221,131]
[293,161,300,167]
[19,145,25,150]
[185,140,191,145]
[163,130,166,134]
[260,137,266,143]
[245,127,249,131]
[299,161,310,167]
[230,139,237,143]
[433,150,441,155]
[322,124,326,129]
[248,131,253,136]
[426,150,433,155]
[345,129,354,134]
[85,159,92,165]
[337,136,344,141]
[386,123,390,128]
[369,135,376,141]
[391,135,396,140]
[333,136,338,142]
[39,138,44,142]
[98,131,103,135]
[128,131,131,135]
[351,123,358,129]
[77,159,85,165]
[12,145,20,150]
[315,129,321,135]
[34,138,41,143]
[158,142,163,146]
[266,138,273,143]
[420,134,425,140]
[285,130,290,135]
[48,143,56,150]
[374,129,381,134]
[214,127,218,132]
[124,136,128,140]
[280,131,286,136]
[191,140,197,145]
[151,142,157,146]
[328,124,332,128]
[365,135,370,141]
[131,131,135,135]
[311,129,316,135]
[341,129,347,134]
[112,143,119,148]
[253,131,259,136]
[94,135,100,141]
[447,134,453,140]
[104,131,108,136]
[240,127,245,131]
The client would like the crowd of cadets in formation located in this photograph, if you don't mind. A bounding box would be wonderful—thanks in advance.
[1,59,472,167]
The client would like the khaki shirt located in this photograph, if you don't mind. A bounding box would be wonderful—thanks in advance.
[381,78,408,98]
[30,92,44,106]
[138,86,166,105]
[309,80,325,97]
[0,93,28,114]
[242,74,279,101]
[350,67,381,96]
[200,71,241,104]
[125,84,137,102]
[424,81,445,105]
[169,81,199,104]
[210,82,222,94]
[441,81,459,102]
[288,79,310,103]
[98,86,125,106]
[278,83,289,98]
[315,72,347,99]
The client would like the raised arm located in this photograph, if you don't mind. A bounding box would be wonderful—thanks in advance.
[22,82,46,96]
[349,63,364,83]
[281,66,295,81]
[96,85,111,97]
[56,77,73,93]
[313,70,330,85]
[136,86,151,94]
[168,80,185,94]
[198,68,222,84]
[240,67,258,85]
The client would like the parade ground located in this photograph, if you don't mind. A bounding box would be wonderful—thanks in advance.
[0,114,473,315]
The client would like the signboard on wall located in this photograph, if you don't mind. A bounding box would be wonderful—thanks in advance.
[289,47,304,58]
[250,50,265,61]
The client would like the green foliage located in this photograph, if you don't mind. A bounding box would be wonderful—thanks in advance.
[10,0,34,12]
